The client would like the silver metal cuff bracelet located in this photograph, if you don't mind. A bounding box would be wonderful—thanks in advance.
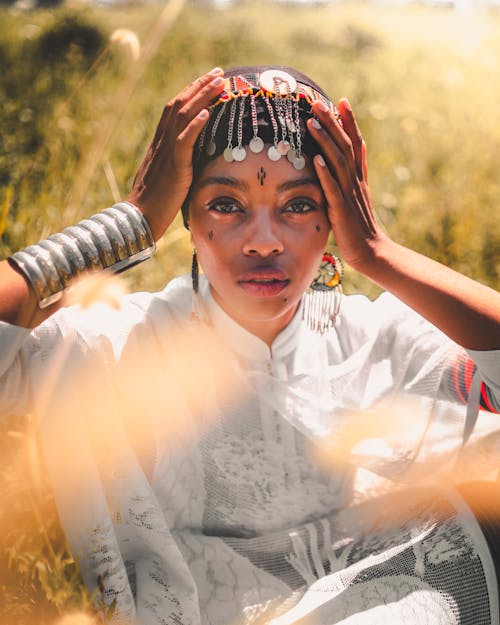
[8,201,156,309]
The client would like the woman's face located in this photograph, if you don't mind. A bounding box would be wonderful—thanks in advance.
[188,150,330,344]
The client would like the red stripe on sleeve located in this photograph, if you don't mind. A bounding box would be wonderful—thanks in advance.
[480,383,497,413]
[464,357,475,394]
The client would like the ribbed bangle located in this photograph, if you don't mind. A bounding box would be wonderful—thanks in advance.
[9,202,155,309]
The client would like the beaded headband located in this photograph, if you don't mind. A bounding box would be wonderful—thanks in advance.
[194,67,339,172]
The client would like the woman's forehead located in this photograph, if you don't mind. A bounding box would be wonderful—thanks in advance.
[193,149,319,191]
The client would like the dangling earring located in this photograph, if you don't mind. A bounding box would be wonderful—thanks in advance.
[191,248,201,322]
[303,252,343,334]
[191,248,199,293]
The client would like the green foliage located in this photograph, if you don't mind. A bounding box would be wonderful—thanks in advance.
[1,2,500,620]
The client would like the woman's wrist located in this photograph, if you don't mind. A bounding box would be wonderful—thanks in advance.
[341,230,393,277]
[127,188,189,243]
[8,202,155,310]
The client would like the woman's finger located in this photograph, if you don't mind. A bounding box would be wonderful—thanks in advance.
[173,108,210,170]
[311,100,357,179]
[314,153,376,252]
[338,98,364,180]
[313,154,344,220]
[151,68,224,151]
[176,67,224,106]
[307,117,355,199]
[174,75,225,133]
[362,140,368,182]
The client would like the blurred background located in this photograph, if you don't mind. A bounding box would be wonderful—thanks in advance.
[1,0,500,622]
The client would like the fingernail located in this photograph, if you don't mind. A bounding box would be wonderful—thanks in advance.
[209,66,223,76]
[315,100,329,113]
[316,154,326,167]
[312,118,322,130]
[198,109,209,120]
[342,97,352,111]
[211,76,225,87]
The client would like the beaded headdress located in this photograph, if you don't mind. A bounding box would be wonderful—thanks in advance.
[184,65,339,225]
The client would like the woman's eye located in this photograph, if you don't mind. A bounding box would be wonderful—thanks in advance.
[208,199,242,214]
[283,200,316,214]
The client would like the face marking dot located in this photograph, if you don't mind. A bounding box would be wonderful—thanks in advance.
[315,225,321,232]
[257,167,267,186]
[208,230,214,240]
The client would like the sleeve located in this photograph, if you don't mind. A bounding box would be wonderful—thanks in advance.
[342,293,500,480]
[0,308,105,420]
[463,349,500,413]
[0,321,36,417]
[365,293,500,414]
[433,346,500,413]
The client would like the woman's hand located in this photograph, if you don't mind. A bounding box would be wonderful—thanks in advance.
[308,99,388,272]
[310,99,500,349]
[128,67,226,241]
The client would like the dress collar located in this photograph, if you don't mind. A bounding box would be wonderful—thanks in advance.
[199,276,303,362]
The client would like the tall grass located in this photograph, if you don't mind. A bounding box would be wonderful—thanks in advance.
[2,1,500,293]
[1,1,499,621]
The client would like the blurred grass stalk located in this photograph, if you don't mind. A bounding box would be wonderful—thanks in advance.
[0,187,11,238]
[65,0,188,223]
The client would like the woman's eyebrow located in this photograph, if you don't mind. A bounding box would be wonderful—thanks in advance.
[196,176,249,191]
[277,177,321,192]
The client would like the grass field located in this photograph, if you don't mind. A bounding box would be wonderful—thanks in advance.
[1,0,499,622]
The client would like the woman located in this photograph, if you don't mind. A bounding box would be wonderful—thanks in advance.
[1,65,500,624]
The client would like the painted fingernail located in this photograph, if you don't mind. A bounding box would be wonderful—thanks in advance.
[198,109,209,120]
[209,66,224,75]
[316,154,326,167]
[312,118,322,130]
[211,76,225,87]
[315,100,329,113]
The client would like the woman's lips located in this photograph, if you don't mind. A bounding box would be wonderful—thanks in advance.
[238,272,290,297]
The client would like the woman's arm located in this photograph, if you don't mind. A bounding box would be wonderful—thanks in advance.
[0,68,225,329]
[0,260,54,328]
[309,99,500,351]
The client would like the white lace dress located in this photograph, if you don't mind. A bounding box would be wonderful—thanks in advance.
[1,274,499,625]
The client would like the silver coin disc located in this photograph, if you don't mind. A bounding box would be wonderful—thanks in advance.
[249,137,264,153]
[277,140,290,156]
[287,149,297,163]
[293,155,306,170]
[259,70,297,95]
[232,146,247,162]
[223,147,234,163]
[206,142,216,156]
[267,145,282,161]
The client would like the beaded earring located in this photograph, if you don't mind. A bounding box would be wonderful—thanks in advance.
[303,252,344,334]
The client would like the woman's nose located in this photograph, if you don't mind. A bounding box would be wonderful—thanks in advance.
[242,214,284,257]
